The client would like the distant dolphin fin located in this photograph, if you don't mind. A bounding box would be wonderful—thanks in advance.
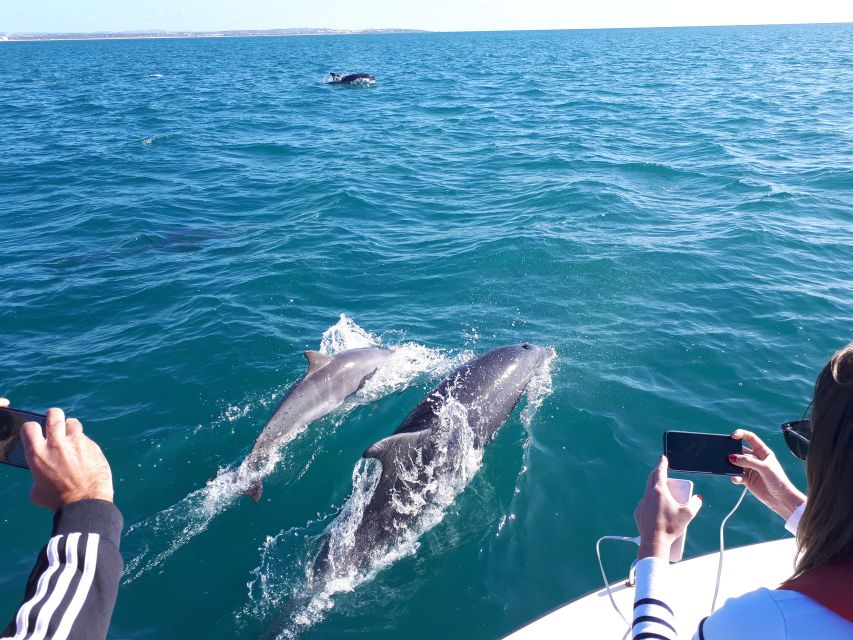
[304,350,332,373]
[363,431,421,461]
[245,479,263,503]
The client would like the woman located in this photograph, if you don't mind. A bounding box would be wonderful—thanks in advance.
[633,343,853,639]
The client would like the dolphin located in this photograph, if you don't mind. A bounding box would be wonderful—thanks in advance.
[240,347,390,502]
[314,343,554,576]
[328,72,376,84]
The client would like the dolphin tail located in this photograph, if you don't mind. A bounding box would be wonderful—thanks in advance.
[245,479,263,503]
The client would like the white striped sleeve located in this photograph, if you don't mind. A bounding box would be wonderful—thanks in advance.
[2,500,123,640]
[51,534,100,640]
[632,557,677,640]
[9,536,64,640]
[29,532,82,640]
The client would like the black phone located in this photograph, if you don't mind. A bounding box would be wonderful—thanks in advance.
[0,408,46,469]
[663,430,742,476]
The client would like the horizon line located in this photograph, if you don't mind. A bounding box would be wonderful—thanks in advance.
[3,20,851,39]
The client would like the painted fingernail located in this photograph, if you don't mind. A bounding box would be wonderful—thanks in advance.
[697,494,703,501]
[728,454,737,462]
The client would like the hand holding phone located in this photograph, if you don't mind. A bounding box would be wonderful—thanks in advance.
[664,430,742,475]
[23,407,114,511]
[1,400,114,511]
[635,456,703,561]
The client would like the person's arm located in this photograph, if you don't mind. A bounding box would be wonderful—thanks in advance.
[633,556,678,639]
[1,402,122,640]
[632,456,703,640]
[3,500,123,640]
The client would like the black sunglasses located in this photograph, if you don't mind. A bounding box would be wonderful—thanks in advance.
[781,400,812,460]
[782,418,811,460]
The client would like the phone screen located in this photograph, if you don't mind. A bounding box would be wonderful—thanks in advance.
[0,408,46,469]
[664,431,741,476]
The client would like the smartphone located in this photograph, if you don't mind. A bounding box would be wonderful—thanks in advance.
[0,408,46,469]
[663,430,741,476]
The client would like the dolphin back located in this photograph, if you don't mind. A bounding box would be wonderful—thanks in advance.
[240,347,390,502]
[332,344,551,571]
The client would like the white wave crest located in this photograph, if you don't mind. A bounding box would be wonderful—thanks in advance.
[319,314,378,354]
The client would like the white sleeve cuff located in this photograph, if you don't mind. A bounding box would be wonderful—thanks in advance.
[633,557,676,639]
[635,556,673,599]
[784,501,806,535]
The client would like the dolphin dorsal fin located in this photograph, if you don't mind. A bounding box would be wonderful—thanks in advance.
[304,350,332,373]
[363,431,420,461]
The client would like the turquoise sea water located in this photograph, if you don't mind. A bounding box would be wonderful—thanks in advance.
[1,24,852,639]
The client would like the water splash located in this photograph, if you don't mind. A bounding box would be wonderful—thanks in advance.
[325,314,472,405]
[319,314,378,354]
[497,349,558,542]
[140,134,171,146]
[123,315,461,585]
[251,355,556,638]
[521,347,556,428]
[124,462,279,583]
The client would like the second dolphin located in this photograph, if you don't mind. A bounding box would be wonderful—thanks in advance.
[314,343,553,576]
[240,347,390,502]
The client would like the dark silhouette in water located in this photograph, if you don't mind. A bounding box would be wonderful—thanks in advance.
[329,72,376,84]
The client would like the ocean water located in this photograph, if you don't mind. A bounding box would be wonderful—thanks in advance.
[1,23,852,639]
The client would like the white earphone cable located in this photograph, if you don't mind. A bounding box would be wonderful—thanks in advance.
[711,485,749,613]
[595,535,641,627]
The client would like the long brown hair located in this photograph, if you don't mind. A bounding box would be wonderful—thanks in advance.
[795,343,853,576]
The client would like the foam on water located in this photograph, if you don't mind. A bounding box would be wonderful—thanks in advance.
[123,315,462,584]
[318,314,377,354]
[247,355,556,638]
[140,134,171,146]
[520,348,556,428]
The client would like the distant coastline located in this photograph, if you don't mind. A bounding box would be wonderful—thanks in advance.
[0,28,428,42]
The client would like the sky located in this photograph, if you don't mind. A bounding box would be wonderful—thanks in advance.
[1,0,851,34]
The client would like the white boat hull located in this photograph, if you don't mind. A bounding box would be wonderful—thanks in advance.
[504,538,796,639]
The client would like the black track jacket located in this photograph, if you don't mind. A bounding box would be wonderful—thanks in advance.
[2,500,123,640]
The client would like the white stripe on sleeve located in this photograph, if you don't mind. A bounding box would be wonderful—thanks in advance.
[29,532,81,640]
[51,534,100,640]
[11,535,64,640]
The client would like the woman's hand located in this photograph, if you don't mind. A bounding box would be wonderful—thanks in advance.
[634,455,703,560]
[729,429,805,520]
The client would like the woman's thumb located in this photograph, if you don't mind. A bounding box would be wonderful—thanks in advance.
[683,493,703,519]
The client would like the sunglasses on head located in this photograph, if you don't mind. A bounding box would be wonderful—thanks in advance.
[781,401,812,460]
